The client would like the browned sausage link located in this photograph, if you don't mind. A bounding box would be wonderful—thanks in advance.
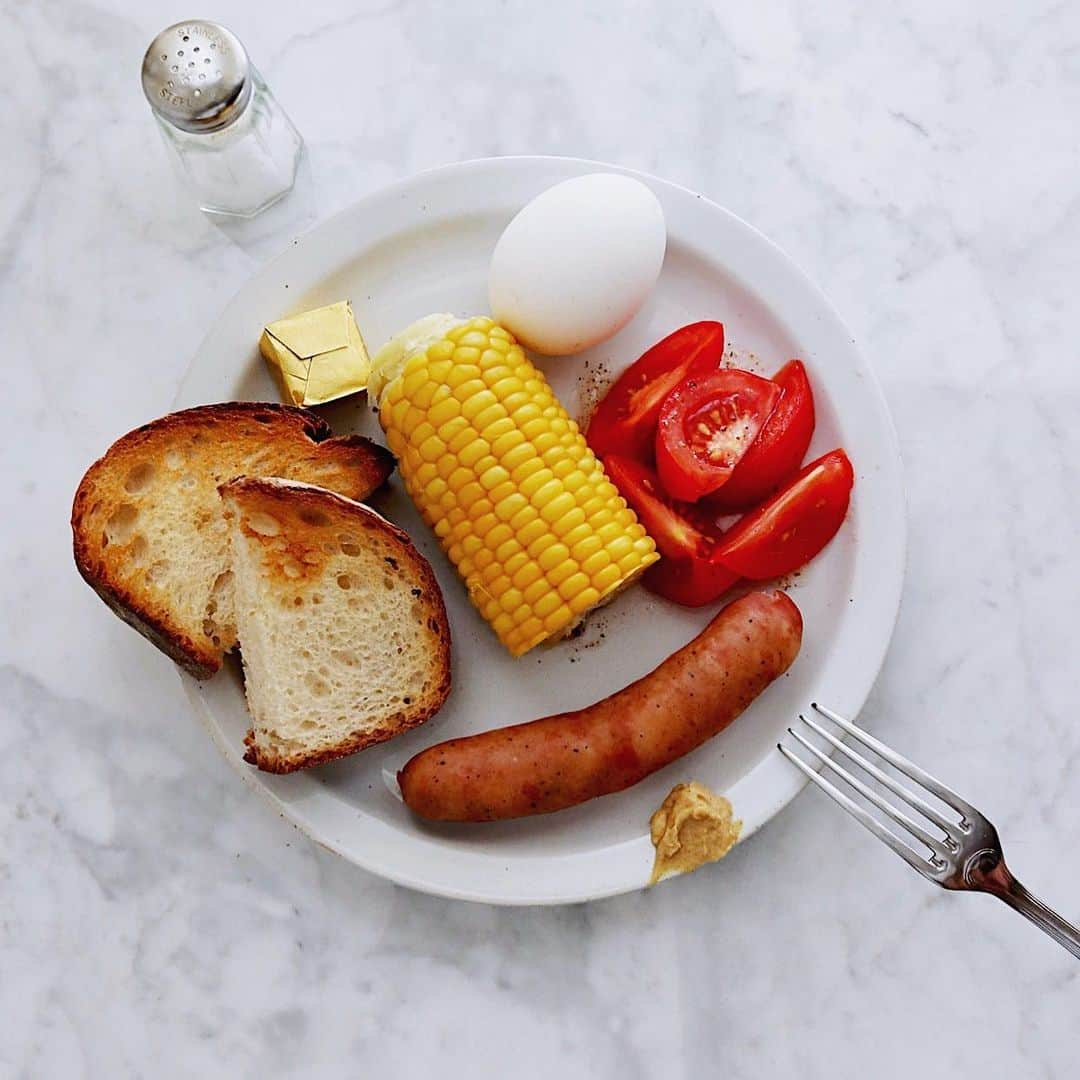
[399,589,803,822]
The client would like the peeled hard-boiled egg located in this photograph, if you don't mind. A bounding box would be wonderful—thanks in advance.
[489,173,666,356]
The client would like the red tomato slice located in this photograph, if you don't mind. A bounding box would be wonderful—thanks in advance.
[604,455,738,606]
[586,322,725,461]
[605,454,717,557]
[655,369,782,502]
[713,449,854,579]
[705,360,816,512]
[642,556,739,608]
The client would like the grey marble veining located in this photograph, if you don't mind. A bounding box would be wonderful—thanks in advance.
[3,1,1079,1076]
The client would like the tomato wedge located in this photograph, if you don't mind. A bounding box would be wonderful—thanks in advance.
[705,360,816,512]
[713,450,854,579]
[604,454,738,606]
[642,555,739,608]
[586,322,725,461]
[655,369,781,502]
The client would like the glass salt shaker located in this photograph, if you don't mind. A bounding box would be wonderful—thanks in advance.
[141,21,303,218]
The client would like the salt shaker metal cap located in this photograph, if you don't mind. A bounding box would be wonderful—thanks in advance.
[141,21,252,133]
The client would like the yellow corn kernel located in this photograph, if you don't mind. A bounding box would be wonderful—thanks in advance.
[481,363,515,387]
[499,587,525,614]
[511,456,546,486]
[533,591,562,621]
[386,427,405,458]
[569,585,602,615]
[513,561,543,593]
[494,537,519,566]
[516,516,548,549]
[483,416,516,444]
[457,440,489,470]
[503,551,530,581]
[437,453,461,481]
[447,425,478,457]
[487,523,514,552]
[485,573,512,601]
[438,415,470,448]
[457,382,492,411]
[401,366,431,404]
[543,605,574,634]
[520,415,550,441]
[536,540,570,573]
[426,477,449,505]
[547,561,578,589]
[428,396,462,428]
[489,480,517,508]
[477,464,509,494]
[502,391,532,415]
[513,403,544,429]
[594,563,623,595]
[522,576,550,606]
[494,492,529,523]
[606,534,636,563]
[474,403,507,433]
[581,549,612,577]
[540,491,577,526]
[473,511,499,539]
[554,511,589,542]
[519,468,554,500]
[445,362,477,389]
[418,435,444,463]
[501,440,534,473]
[516,616,545,646]
[453,346,482,366]
[490,376,525,402]
[452,474,481,503]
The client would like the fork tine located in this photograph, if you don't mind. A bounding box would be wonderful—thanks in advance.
[778,742,933,876]
[788,726,950,860]
[798,713,959,837]
[811,703,980,820]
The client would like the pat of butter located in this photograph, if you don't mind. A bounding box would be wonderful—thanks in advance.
[260,300,372,406]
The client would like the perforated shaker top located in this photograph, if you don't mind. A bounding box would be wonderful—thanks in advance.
[141,21,252,133]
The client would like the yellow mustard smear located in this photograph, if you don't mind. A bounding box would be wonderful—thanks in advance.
[649,781,742,884]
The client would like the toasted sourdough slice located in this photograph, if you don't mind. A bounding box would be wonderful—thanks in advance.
[221,478,452,773]
[72,403,394,679]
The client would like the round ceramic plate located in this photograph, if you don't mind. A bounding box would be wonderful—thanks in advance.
[175,156,905,905]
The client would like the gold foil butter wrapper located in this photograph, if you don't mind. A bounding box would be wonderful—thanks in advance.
[259,300,371,406]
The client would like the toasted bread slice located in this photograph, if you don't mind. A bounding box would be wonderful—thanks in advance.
[72,403,394,678]
[220,478,451,773]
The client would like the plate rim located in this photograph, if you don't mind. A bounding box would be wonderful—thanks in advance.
[176,154,907,905]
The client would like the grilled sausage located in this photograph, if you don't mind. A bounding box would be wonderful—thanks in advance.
[399,589,802,821]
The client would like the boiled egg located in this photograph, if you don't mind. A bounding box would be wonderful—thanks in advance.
[489,174,666,356]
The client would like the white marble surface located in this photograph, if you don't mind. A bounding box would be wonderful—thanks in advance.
[4,1,1080,1075]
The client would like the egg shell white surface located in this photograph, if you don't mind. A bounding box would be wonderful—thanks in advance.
[489,173,666,356]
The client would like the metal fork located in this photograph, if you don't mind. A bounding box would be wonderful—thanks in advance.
[779,703,1080,959]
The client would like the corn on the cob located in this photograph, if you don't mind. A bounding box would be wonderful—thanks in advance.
[377,316,658,656]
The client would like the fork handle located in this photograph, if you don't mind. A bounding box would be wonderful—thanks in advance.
[974,856,1080,960]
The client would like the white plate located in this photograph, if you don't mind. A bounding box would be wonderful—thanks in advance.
[175,156,905,905]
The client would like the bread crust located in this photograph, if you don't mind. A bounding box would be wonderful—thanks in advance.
[222,477,452,772]
[72,402,394,678]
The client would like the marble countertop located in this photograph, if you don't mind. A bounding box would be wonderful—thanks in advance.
[5,1,1079,1076]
